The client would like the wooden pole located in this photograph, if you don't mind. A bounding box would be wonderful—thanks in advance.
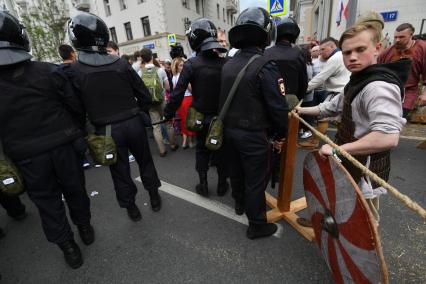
[277,112,300,211]
[266,111,315,241]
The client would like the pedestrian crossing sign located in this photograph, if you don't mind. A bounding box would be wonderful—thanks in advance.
[268,0,287,17]
[168,34,176,46]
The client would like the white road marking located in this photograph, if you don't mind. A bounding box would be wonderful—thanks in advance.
[135,177,283,238]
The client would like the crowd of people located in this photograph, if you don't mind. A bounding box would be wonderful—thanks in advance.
[0,6,425,272]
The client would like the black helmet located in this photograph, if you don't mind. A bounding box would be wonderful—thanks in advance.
[186,18,226,53]
[0,11,31,66]
[68,12,109,53]
[276,17,300,43]
[229,7,274,49]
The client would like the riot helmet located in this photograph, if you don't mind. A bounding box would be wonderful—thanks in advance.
[186,18,226,53]
[68,12,109,53]
[276,17,300,43]
[0,10,31,66]
[229,7,274,49]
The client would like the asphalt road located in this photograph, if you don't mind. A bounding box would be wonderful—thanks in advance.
[0,133,425,283]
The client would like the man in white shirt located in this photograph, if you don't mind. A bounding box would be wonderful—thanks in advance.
[299,37,351,148]
[307,37,351,95]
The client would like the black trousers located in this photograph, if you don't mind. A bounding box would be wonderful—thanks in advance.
[195,123,227,178]
[224,128,271,224]
[0,192,25,218]
[15,142,91,244]
[105,115,161,208]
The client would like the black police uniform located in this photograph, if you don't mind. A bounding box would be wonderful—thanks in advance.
[164,51,227,180]
[264,41,308,100]
[0,61,91,244]
[219,47,289,225]
[70,56,161,208]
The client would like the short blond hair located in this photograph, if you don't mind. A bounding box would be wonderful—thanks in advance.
[339,24,380,49]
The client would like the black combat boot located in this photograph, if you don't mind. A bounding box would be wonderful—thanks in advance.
[195,171,208,197]
[234,201,245,216]
[78,224,95,245]
[149,189,162,212]
[126,203,142,221]
[58,239,83,269]
[246,222,278,240]
[216,177,229,197]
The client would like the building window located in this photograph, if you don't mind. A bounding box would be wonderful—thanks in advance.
[137,0,145,3]
[182,0,189,9]
[103,0,111,16]
[141,16,151,37]
[124,22,133,40]
[109,27,117,43]
[195,0,201,14]
[223,8,225,22]
[217,4,220,19]
[119,0,127,10]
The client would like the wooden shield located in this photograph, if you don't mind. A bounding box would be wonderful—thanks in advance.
[303,151,388,284]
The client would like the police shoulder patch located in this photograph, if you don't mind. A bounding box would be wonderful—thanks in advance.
[278,78,285,96]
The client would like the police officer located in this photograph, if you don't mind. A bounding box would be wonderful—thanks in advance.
[220,7,289,239]
[0,11,92,268]
[263,17,308,188]
[164,18,228,197]
[264,17,308,104]
[68,13,162,221]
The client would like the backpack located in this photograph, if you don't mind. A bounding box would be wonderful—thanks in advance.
[141,66,164,104]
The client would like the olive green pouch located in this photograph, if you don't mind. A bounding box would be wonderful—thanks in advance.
[87,125,117,166]
[205,117,223,151]
[185,106,204,131]
[205,54,261,151]
[0,140,25,197]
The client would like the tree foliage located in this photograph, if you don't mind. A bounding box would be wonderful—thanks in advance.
[21,0,68,62]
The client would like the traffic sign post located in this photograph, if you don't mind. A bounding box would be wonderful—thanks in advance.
[168,33,176,46]
[268,0,288,17]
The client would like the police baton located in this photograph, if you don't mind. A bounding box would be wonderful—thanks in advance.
[151,118,181,125]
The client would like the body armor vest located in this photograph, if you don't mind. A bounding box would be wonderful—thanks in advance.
[73,59,140,126]
[264,42,307,99]
[189,54,225,115]
[219,51,271,130]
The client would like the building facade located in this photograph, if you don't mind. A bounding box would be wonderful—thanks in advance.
[294,0,426,45]
[72,0,239,59]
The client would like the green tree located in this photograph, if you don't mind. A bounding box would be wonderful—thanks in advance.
[21,0,68,62]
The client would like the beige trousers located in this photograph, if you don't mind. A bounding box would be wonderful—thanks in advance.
[149,103,176,154]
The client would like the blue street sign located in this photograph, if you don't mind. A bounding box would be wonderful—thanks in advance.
[380,11,398,22]
[143,43,155,49]
[268,0,287,17]
[168,33,176,46]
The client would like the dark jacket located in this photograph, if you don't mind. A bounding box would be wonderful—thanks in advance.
[70,58,152,126]
[0,61,84,160]
[164,51,226,119]
[264,41,308,100]
[219,48,289,139]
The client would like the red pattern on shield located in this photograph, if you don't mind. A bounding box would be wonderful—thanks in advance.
[303,151,387,284]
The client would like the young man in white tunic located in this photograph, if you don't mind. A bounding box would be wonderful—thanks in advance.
[296,24,410,222]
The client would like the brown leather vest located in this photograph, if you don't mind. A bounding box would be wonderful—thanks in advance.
[335,86,390,189]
